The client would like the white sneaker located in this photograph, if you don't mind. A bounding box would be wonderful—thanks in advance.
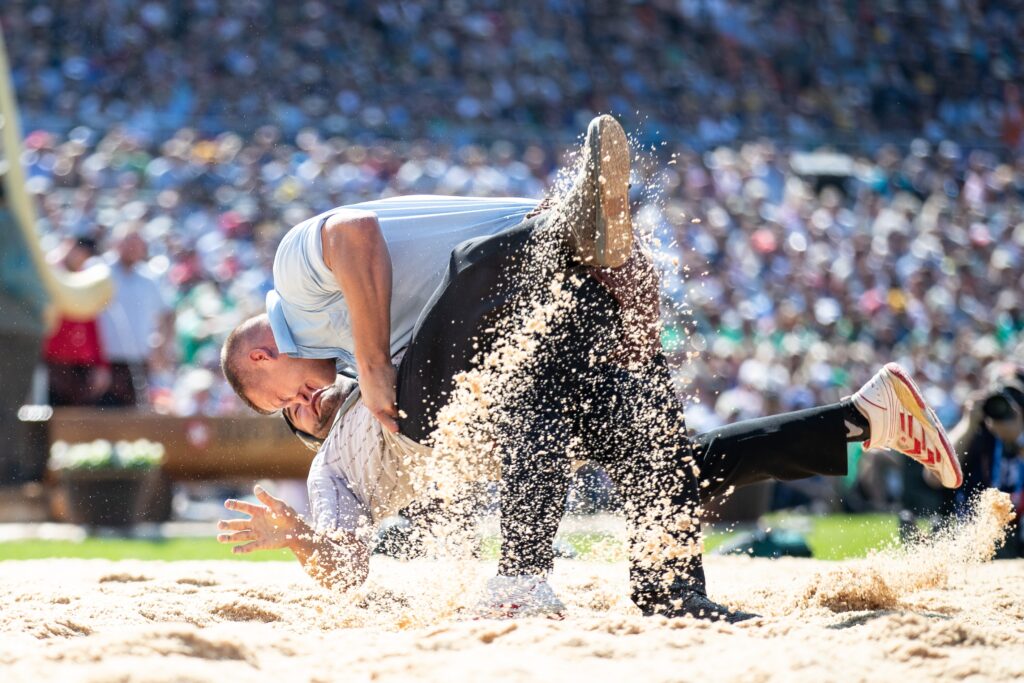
[851,363,963,488]
[474,574,566,619]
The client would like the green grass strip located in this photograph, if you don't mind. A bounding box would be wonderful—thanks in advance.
[0,537,292,561]
[0,514,902,563]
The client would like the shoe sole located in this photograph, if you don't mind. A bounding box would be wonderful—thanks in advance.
[884,362,963,488]
[577,115,633,267]
[481,607,567,621]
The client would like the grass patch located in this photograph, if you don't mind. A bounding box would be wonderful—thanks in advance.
[0,514,903,563]
[390,514,899,562]
[0,537,292,562]
[801,513,900,560]
[554,514,901,561]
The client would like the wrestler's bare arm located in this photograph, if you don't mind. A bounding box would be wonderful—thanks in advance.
[217,485,369,591]
[320,211,399,433]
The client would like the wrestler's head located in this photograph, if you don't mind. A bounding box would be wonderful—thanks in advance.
[220,314,336,415]
[283,375,354,448]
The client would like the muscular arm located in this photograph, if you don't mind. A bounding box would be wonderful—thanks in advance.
[218,486,369,591]
[321,211,398,431]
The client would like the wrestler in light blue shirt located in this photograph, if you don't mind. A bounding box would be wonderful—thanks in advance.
[268,195,538,371]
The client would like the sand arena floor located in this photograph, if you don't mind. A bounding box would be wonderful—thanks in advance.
[2,553,1023,683]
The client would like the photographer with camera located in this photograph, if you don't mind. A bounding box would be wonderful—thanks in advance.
[948,374,1024,557]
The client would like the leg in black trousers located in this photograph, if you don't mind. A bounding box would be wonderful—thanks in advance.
[577,358,706,614]
[579,359,854,614]
[394,208,608,580]
[693,403,851,501]
[496,378,575,576]
[495,272,621,577]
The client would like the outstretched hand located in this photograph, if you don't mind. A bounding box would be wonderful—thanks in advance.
[217,485,305,555]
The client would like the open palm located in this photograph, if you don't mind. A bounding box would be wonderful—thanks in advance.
[217,485,305,554]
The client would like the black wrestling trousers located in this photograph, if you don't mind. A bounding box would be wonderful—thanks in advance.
[395,210,550,441]
[693,402,850,502]
[391,208,848,613]
[567,360,850,613]
[490,355,851,612]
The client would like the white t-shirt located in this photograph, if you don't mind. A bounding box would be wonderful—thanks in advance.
[268,195,537,369]
[96,260,167,363]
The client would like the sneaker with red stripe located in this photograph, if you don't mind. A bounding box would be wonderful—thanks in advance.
[851,363,963,488]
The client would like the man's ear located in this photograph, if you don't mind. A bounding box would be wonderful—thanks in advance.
[249,346,277,363]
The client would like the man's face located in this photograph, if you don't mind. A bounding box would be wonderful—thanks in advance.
[986,413,1024,446]
[283,377,352,439]
[119,233,148,266]
[245,354,337,414]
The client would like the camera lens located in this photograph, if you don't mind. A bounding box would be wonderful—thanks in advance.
[982,393,1013,421]
[1003,383,1024,411]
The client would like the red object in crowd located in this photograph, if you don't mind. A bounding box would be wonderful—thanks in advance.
[169,258,200,287]
[43,318,107,366]
[858,289,886,316]
[751,228,778,254]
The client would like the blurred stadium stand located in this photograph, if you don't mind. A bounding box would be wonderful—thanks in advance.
[3,1,1024,519]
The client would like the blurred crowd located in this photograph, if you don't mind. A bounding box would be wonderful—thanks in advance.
[657,139,1024,434]
[25,126,1024,430]
[6,0,1024,149]
[7,1,1024,518]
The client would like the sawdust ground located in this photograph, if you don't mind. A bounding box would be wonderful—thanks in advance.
[2,552,1022,683]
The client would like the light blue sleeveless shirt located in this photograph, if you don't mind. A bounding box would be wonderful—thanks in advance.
[268,195,538,371]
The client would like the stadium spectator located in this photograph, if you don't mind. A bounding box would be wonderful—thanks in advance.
[96,224,170,407]
[948,381,1024,556]
[42,236,110,406]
